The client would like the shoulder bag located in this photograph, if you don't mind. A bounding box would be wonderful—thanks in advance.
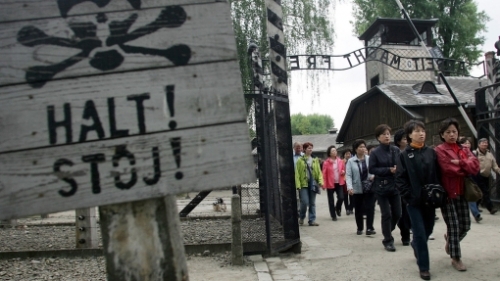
[406,150,447,208]
[464,177,482,202]
[303,158,321,194]
[356,160,372,193]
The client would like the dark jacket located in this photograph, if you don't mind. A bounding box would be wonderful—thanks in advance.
[369,143,400,195]
[395,145,440,206]
[369,144,400,177]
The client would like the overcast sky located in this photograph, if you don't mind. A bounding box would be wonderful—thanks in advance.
[288,0,500,130]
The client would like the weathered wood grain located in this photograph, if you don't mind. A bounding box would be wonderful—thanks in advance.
[0,122,255,220]
[99,195,189,281]
[0,60,245,152]
[0,0,222,23]
[0,2,236,86]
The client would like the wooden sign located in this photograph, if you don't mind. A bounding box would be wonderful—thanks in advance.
[0,0,255,220]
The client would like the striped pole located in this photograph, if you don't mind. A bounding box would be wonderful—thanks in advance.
[484,52,500,155]
[265,0,300,248]
[265,0,288,95]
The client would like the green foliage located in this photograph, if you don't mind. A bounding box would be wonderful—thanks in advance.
[229,0,335,93]
[291,113,334,135]
[351,0,489,65]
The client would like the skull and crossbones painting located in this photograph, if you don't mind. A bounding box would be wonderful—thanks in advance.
[17,0,191,88]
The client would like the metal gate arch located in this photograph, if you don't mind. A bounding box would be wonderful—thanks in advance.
[245,45,300,255]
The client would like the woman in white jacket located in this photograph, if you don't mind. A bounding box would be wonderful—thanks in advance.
[346,139,376,235]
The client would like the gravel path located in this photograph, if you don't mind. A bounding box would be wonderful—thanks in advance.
[0,218,264,281]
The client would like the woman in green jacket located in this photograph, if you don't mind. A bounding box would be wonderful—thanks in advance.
[295,142,323,226]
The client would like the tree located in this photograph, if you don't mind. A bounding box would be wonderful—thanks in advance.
[229,0,335,94]
[291,113,334,135]
[351,0,489,66]
[229,1,335,138]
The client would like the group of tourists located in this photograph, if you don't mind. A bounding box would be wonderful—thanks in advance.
[294,117,500,280]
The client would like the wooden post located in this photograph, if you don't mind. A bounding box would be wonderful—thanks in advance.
[231,194,243,265]
[99,196,188,281]
[75,208,99,248]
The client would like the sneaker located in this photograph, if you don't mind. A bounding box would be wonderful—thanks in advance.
[474,215,483,223]
[309,222,319,226]
[299,219,304,226]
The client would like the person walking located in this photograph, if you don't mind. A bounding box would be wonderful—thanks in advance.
[293,142,304,168]
[394,129,411,245]
[370,124,401,252]
[346,139,376,235]
[458,137,483,222]
[435,118,479,272]
[472,138,500,215]
[396,120,440,280]
[342,149,354,215]
[295,142,323,226]
[322,145,346,221]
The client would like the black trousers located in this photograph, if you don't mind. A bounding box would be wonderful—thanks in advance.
[377,191,402,245]
[477,175,493,211]
[343,189,353,212]
[327,184,344,218]
[397,197,411,243]
[353,193,375,231]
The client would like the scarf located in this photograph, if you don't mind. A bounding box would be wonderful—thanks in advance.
[410,142,424,149]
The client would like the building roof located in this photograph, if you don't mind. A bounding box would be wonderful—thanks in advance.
[292,134,340,153]
[381,77,482,107]
[251,133,340,156]
[337,77,487,142]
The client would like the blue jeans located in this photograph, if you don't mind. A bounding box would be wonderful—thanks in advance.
[469,202,480,218]
[407,204,435,271]
[299,187,316,224]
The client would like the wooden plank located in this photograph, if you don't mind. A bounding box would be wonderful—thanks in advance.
[99,195,188,281]
[0,122,255,220]
[0,0,221,23]
[0,60,245,152]
[0,2,236,86]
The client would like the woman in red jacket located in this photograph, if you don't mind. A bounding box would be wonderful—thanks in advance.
[435,118,479,272]
[322,145,346,221]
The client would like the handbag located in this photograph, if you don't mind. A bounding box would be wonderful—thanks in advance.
[422,184,447,208]
[304,158,321,194]
[362,180,373,194]
[356,160,372,193]
[464,177,482,202]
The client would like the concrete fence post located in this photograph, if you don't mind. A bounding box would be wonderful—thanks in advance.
[75,208,99,248]
[231,194,243,265]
